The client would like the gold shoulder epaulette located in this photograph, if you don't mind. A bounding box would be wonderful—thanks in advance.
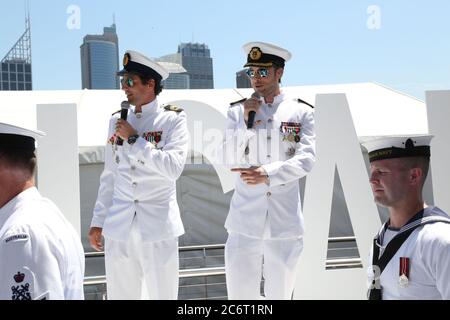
[229,98,247,106]
[163,104,184,113]
[296,98,314,109]
[111,109,121,116]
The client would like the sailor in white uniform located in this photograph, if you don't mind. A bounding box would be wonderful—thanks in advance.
[0,123,85,300]
[363,135,450,300]
[220,42,315,299]
[89,50,188,300]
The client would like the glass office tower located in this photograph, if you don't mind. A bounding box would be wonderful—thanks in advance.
[158,42,214,89]
[80,24,120,89]
[0,16,32,91]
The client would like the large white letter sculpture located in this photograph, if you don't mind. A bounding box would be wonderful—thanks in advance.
[36,104,81,235]
[294,94,381,299]
[426,90,450,214]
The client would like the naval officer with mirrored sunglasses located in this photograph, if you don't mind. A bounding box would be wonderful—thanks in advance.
[89,50,189,300]
[220,42,316,300]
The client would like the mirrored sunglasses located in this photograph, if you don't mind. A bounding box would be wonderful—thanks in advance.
[120,77,134,88]
[246,68,269,78]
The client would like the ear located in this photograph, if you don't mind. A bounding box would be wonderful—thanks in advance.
[148,79,155,89]
[409,167,423,186]
[276,67,284,80]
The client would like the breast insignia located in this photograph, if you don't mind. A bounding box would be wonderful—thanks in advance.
[163,104,184,113]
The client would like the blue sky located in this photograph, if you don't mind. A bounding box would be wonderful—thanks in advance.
[1,0,449,99]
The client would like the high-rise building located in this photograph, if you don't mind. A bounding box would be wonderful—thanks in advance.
[158,42,214,89]
[80,24,119,89]
[236,69,252,88]
[158,62,190,89]
[0,15,32,91]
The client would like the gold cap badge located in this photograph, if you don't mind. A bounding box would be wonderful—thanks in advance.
[249,47,262,61]
[123,53,130,67]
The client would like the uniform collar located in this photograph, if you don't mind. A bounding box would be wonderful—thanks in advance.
[133,98,159,116]
[264,91,285,105]
[0,187,40,228]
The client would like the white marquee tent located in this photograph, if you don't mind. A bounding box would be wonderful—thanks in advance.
[0,82,428,250]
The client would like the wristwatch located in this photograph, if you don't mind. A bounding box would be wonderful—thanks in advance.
[127,134,139,145]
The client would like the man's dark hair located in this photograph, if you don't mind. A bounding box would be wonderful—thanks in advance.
[0,148,37,177]
[132,72,164,96]
[402,156,430,188]
[272,63,284,84]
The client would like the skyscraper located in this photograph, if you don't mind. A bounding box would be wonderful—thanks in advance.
[236,69,252,88]
[0,15,32,91]
[158,62,190,89]
[158,42,214,89]
[80,24,119,89]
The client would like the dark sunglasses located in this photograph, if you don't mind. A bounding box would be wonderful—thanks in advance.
[246,68,269,78]
[120,77,134,88]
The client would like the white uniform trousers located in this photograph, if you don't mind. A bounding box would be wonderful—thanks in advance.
[225,231,303,300]
[104,217,179,300]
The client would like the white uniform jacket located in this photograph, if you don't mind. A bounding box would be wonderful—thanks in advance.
[0,187,85,300]
[91,99,188,242]
[221,92,315,239]
[367,206,450,299]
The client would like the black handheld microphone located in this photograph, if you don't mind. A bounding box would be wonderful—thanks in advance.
[116,101,130,146]
[247,92,260,129]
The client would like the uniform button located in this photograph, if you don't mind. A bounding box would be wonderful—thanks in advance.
[136,113,142,119]
[134,199,139,204]
[268,104,272,108]
[131,165,136,170]
[267,155,271,158]
[267,136,271,140]
[132,182,138,188]
[268,119,273,123]
[266,192,272,197]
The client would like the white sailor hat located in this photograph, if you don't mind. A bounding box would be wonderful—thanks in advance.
[361,134,433,163]
[0,122,45,152]
[242,41,292,68]
[117,50,169,81]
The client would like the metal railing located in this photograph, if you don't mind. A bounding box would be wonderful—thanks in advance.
[84,236,362,288]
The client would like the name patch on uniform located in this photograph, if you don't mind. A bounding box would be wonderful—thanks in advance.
[4,234,29,243]
[143,131,163,146]
[280,122,302,143]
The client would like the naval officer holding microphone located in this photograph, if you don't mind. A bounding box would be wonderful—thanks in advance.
[221,42,316,299]
[89,50,189,300]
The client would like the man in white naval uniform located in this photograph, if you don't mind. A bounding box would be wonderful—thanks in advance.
[88,50,188,300]
[0,123,85,300]
[220,42,315,299]
[363,135,450,300]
